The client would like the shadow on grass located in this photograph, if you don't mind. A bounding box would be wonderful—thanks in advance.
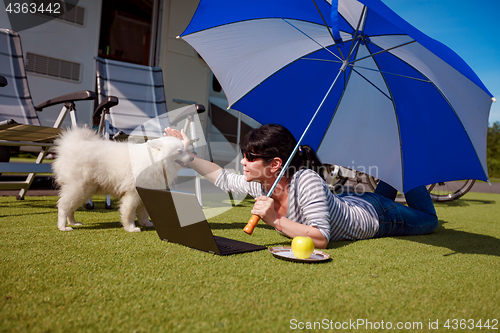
[72,218,500,258]
[208,222,276,231]
[208,222,247,230]
[265,240,291,247]
[0,210,54,218]
[0,201,56,210]
[67,215,157,231]
[322,219,500,257]
[326,240,356,250]
[74,222,124,230]
[396,220,500,257]
[434,197,495,207]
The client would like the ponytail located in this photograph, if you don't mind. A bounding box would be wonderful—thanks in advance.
[296,144,325,180]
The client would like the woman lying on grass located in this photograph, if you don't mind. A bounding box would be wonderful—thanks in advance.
[165,124,438,249]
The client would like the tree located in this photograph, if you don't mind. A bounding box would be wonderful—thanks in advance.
[487,121,500,178]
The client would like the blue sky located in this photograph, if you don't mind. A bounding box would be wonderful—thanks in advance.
[382,0,499,125]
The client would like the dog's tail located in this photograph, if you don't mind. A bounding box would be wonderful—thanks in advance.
[53,126,103,162]
[54,126,100,146]
[52,126,106,183]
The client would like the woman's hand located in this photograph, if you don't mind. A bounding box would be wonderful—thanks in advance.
[253,197,329,249]
[251,196,279,226]
[164,127,190,151]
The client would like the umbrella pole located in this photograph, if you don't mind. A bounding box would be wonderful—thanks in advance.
[244,63,347,234]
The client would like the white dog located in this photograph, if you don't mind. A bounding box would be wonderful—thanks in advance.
[52,126,193,232]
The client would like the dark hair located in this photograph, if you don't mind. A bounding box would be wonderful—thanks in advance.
[239,124,324,179]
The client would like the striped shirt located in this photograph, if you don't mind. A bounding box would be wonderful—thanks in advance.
[215,169,379,241]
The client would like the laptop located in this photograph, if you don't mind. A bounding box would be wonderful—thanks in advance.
[136,187,266,255]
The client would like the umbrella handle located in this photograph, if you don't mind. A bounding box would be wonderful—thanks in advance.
[243,215,260,235]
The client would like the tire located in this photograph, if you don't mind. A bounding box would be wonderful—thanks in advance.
[332,176,348,192]
[428,179,475,202]
[367,175,377,191]
[0,146,10,177]
[325,164,348,193]
[0,146,10,162]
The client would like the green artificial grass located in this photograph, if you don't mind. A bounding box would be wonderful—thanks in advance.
[1,193,499,332]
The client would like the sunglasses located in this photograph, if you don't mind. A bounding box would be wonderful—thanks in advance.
[243,151,274,162]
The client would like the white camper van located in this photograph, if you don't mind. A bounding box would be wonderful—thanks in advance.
[0,0,258,166]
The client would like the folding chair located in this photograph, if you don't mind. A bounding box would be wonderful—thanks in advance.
[0,29,97,199]
[94,57,170,138]
[92,57,205,207]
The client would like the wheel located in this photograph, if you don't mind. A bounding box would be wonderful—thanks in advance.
[332,176,348,192]
[324,164,348,193]
[428,179,475,202]
[367,175,377,191]
[0,146,10,162]
[0,146,10,176]
[325,165,376,194]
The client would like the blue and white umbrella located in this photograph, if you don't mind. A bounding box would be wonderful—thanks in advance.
[179,0,494,193]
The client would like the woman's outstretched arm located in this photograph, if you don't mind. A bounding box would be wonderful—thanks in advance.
[165,127,222,183]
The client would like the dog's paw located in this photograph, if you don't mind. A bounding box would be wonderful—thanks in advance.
[125,226,141,232]
[139,220,154,227]
[59,226,74,231]
[68,222,83,226]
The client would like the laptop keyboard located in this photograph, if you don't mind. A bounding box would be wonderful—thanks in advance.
[213,235,266,255]
[216,242,243,255]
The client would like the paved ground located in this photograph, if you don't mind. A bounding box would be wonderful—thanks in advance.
[0,176,59,197]
[465,180,500,194]
[343,179,500,194]
[1,175,499,198]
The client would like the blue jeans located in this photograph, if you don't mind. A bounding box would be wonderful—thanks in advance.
[359,181,438,238]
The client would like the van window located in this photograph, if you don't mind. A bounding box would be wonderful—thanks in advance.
[98,0,160,65]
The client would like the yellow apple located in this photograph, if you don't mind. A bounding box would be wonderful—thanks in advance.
[291,236,315,259]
